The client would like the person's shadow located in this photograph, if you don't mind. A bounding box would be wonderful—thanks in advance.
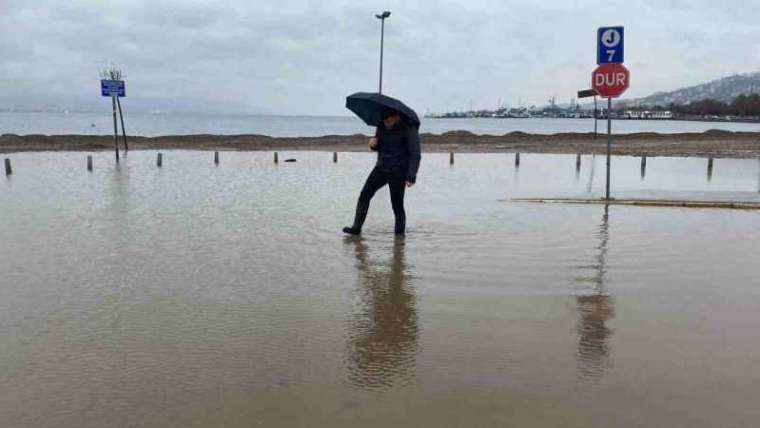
[575,206,615,379]
[343,236,418,391]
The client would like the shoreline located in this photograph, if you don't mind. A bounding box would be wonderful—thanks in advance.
[427,116,760,124]
[2,130,760,158]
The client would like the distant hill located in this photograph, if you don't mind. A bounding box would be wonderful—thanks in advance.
[634,72,760,106]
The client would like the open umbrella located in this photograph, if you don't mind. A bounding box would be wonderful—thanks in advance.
[346,92,420,128]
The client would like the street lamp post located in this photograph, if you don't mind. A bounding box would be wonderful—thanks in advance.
[376,11,391,93]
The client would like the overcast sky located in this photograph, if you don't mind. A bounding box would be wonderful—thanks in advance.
[2,0,759,115]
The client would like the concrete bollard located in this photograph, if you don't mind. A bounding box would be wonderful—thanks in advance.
[157,153,163,168]
[450,152,454,165]
[214,151,219,165]
[333,152,338,163]
[515,153,520,167]
[87,155,93,172]
[4,158,11,175]
[274,152,278,164]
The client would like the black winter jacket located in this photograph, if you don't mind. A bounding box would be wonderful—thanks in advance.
[372,121,422,183]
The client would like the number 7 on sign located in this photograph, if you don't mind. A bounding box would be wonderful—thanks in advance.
[597,26,624,64]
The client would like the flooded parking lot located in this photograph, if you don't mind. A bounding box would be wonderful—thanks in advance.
[1,151,760,427]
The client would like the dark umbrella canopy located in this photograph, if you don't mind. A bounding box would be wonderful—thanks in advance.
[346,92,420,128]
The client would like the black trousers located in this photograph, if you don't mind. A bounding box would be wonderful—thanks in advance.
[352,167,406,233]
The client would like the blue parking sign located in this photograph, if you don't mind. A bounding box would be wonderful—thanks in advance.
[101,79,126,97]
[597,26,624,64]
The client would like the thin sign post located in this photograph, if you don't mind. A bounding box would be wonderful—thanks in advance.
[594,96,598,137]
[111,96,119,162]
[606,97,612,200]
[116,97,128,151]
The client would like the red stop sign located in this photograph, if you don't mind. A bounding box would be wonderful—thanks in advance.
[592,63,630,98]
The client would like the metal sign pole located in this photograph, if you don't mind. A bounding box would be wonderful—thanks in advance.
[111,95,120,162]
[605,97,612,201]
[577,89,599,137]
[594,95,598,138]
[116,97,128,152]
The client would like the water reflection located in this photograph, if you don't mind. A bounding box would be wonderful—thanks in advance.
[344,236,418,390]
[575,206,615,379]
[640,156,647,180]
[587,155,596,194]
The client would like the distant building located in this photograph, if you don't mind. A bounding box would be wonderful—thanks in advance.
[624,110,674,119]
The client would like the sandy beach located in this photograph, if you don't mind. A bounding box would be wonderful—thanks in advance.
[2,130,760,158]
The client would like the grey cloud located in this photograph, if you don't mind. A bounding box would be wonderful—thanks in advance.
[1,0,759,114]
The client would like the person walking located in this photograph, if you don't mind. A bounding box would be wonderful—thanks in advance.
[343,109,421,235]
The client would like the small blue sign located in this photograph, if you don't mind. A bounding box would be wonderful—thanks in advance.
[100,79,126,97]
[597,26,624,64]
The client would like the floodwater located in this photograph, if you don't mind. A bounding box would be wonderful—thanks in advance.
[1,151,760,427]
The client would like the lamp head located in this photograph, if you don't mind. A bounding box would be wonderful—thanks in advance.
[376,11,391,19]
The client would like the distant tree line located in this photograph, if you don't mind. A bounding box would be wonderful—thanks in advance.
[627,93,760,117]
